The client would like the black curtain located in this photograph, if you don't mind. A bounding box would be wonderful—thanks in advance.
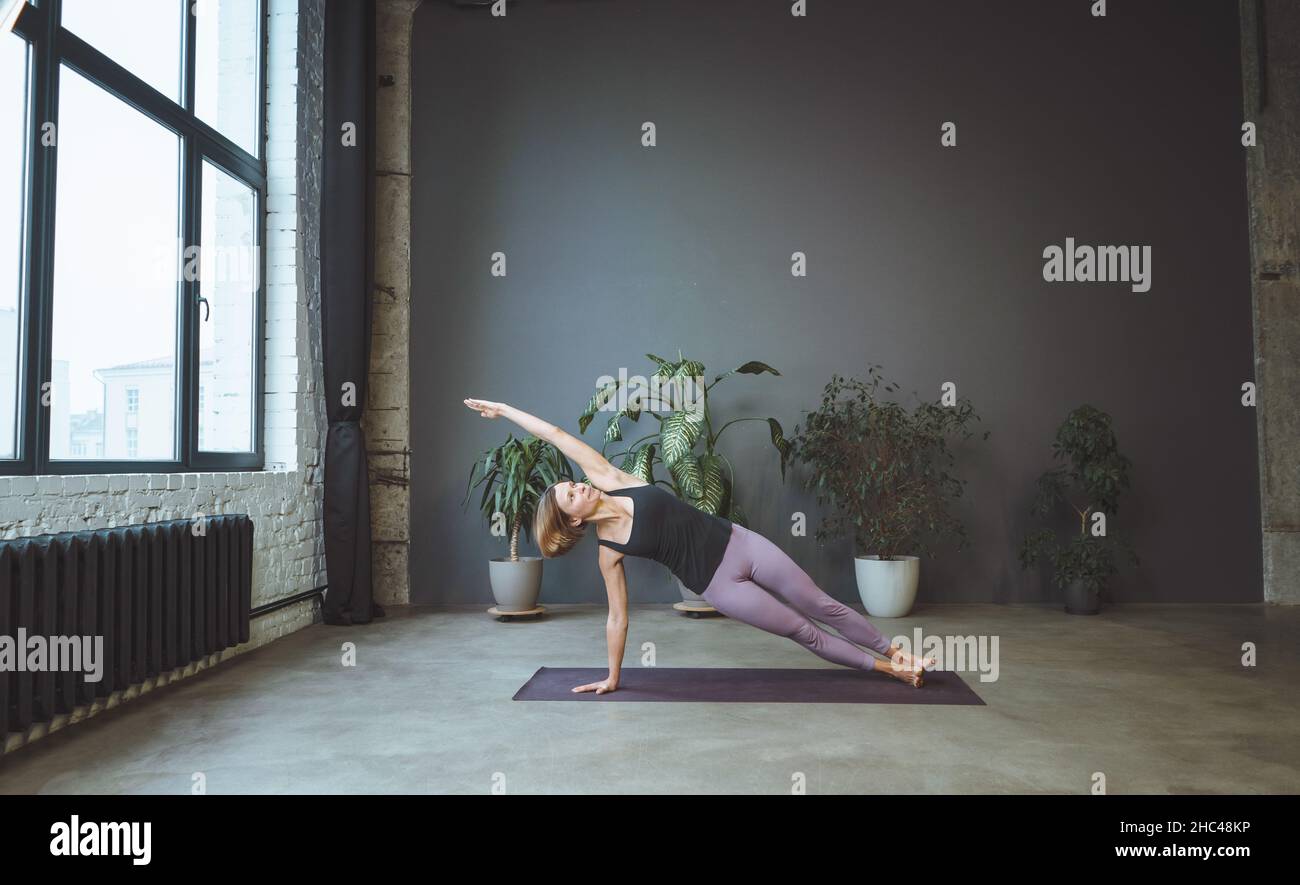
[320,0,381,625]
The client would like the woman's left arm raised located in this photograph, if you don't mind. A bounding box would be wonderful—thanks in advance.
[463,398,640,490]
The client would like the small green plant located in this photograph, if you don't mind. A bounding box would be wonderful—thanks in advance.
[790,365,988,561]
[576,352,791,525]
[464,434,573,560]
[1019,404,1139,590]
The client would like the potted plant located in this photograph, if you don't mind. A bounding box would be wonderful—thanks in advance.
[464,433,573,612]
[577,352,792,607]
[1019,404,1139,615]
[790,365,987,617]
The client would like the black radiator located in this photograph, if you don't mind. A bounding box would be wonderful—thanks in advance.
[0,515,253,735]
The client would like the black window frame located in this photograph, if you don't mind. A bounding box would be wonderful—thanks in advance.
[4,0,268,476]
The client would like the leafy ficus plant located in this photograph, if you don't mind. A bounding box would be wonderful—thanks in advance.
[464,434,573,561]
[577,352,791,525]
[790,365,988,561]
[1018,404,1139,590]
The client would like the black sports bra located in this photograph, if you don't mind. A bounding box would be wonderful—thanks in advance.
[596,484,733,594]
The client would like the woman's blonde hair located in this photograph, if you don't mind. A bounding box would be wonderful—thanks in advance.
[533,484,586,558]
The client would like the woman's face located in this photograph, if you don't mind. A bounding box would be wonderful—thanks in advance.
[554,480,601,525]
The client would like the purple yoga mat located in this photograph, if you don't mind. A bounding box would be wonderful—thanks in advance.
[512,667,985,705]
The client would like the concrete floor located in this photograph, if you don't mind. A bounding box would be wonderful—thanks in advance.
[0,603,1296,794]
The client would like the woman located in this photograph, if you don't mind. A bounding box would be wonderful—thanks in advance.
[464,398,935,694]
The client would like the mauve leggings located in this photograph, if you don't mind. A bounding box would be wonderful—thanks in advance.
[700,523,895,670]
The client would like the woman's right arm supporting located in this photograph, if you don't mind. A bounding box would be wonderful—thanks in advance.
[569,548,628,695]
[464,399,640,490]
[597,545,629,687]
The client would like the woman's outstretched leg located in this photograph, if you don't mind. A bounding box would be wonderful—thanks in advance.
[701,577,923,686]
[702,577,874,670]
[739,526,933,669]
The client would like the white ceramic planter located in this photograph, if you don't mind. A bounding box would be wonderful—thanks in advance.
[853,555,920,617]
[488,557,544,612]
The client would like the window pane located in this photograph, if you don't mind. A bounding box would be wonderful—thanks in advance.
[198,160,256,453]
[50,67,180,462]
[0,33,28,460]
[61,0,183,102]
[195,0,260,154]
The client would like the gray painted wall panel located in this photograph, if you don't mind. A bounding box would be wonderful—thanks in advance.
[410,0,1259,604]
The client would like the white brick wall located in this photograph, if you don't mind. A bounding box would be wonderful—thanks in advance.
[1,0,328,755]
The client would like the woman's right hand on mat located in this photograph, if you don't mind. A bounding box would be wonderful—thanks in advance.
[572,678,618,695]
[463,398,504,418]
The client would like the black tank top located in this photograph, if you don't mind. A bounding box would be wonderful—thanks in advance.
[596,484,733,593]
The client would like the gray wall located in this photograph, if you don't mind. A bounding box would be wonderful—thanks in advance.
[409,0,1260,605]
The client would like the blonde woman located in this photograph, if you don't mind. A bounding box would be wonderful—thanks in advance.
[465,398,934,695]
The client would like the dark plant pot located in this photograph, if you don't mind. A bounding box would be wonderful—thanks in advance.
[1064,578,1101,615]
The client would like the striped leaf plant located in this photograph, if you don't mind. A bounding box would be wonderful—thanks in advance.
[577,352,791,526]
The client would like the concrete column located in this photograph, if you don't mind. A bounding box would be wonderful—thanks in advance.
[367,0,421,605]
[1240,1,1300,603]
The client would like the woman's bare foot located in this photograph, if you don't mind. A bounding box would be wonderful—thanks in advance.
[873,656,924,687]
[887,645,938,672]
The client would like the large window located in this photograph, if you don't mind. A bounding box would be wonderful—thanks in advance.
[3,0,265,475]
